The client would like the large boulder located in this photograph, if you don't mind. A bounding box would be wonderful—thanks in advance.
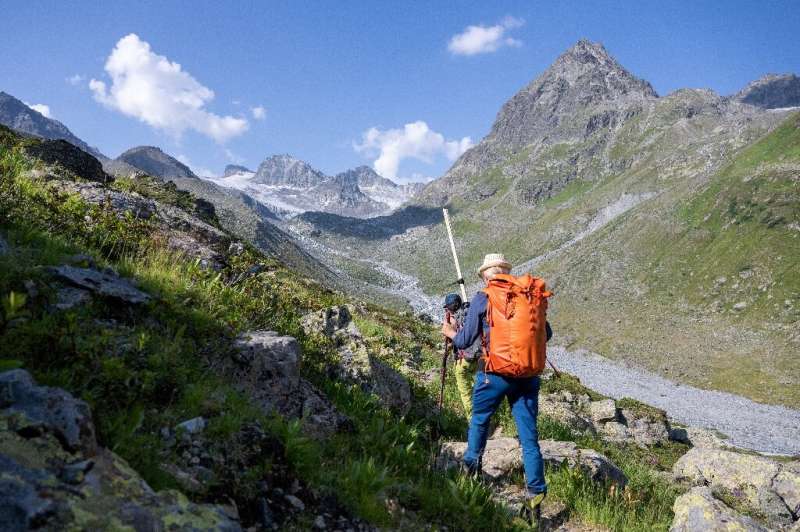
[619,407,670,447]
[225,331,349,437]
[47,265,151,305]
[589,399,617,423]
[438,437,627,488]
[0,369,96,454]
[673,447,800,527]
[302,306,411,414]
[0,370,241,531]
[23,139,112,184]
[670,487,769,532]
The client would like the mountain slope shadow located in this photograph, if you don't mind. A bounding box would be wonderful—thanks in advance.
[292,205,443,240]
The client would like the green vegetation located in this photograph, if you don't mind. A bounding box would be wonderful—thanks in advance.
[1,126,690,530]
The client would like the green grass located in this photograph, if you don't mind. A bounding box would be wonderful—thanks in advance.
[0,125,693,530]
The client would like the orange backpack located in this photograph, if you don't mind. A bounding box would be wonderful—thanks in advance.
[481,273,552,378]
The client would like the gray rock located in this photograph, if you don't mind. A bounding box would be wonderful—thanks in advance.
[313,515,326,529]
[23,139,111,183]
[437,437,627,488]
[539,393,595,434]
[620,408,670,447]
[0,369,96,454]
[670,487,768,532]
[284,494,305,511]
[599,421,631,443]
[53,180,156,219]
[225,331,349,437]
[673,447,799,526]
[302,306,412,414]
[54,287,92,310]
[669,427,690,444]
[47,265,150,305]
[175,417,206,435]
[589,399,617,422]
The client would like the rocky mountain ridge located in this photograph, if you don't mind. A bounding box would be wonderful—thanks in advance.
[0,90,105,159]
[206,154,424,219]
[110,145,198,180]
[287,39,800,411]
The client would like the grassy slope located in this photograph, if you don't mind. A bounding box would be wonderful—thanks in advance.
[536,112,800,407]
[0,127,688,530]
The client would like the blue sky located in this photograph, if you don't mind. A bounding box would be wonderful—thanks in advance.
[2,1,798,181]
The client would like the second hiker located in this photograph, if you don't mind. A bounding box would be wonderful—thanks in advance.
[442,253,553,524]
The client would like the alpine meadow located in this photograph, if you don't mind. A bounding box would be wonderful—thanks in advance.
[1,3,799,532]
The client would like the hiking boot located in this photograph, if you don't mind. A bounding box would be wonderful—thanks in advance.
[459,461,481,480]
[520,492,546,528]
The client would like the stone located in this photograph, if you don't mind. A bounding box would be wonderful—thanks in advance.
[0,369,96,454]
[540,440,627,488]
[669,427,690,444]
[620,408,670,447]
[589,399,617,423]
[673,447,799,526]
[437,437,627,488]
[539,393,595,434]
[228,242,245,256]
[285,494,305,511]
[599,421,631,443]
[175,417,206,435]
[225,330,349,437]
[23,139,112,184]
[313,515,326,529]
[48,265,150,305]
[54,287,92,310]
[302,306,412,414]
[670,487,768,531]
[0,235,8,255]
[0,371,240,531]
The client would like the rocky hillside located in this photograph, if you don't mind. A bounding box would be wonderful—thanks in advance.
[288,40,800,409]
[733,73,800,109]
[0,90,105,159]
[3,120,799,531]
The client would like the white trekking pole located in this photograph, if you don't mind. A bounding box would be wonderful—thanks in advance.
[442,208,467,302]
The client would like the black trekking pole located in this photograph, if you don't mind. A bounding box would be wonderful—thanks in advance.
[438,309,453,410]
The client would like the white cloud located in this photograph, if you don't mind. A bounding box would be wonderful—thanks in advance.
[448,16,524,56]
[90,34,249,143]
[251,105,266,120]
[66,74,85,86]
[23,101,52,118]
[354,121,473,180]
[224,148,244,164]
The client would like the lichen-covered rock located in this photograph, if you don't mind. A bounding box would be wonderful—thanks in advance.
[670,487,768,532]
[54,180,156,219]
[599,421,631,443]
[48,265,151,305]
[540,440,627,488]
[302,306,412,414]
[620,408,670,447]
[437,437,627,488]
[0,369,241,531]
[589,399,617,423]
[0,369,96,454]
[539,392,595,434]
[673,447,799,526]
[225,331,349,437]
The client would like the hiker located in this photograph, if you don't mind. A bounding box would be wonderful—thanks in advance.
[442,253,553,524]
[444,293,478,419]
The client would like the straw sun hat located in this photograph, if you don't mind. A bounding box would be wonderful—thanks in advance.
[478,253,512,278]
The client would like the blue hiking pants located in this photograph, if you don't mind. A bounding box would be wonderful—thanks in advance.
[463,371,546,496]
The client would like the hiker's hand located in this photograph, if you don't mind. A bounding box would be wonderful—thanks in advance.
[442,317,457,339]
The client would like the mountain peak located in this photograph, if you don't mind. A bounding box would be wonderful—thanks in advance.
[253,154,327,187]
[484,39,657,149]
[223,164,253,177]
[116,146,197,179]
[734,73,800,109]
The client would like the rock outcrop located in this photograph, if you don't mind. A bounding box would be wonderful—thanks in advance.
[222,330,349,437]
[23,139,111,184]
[438,437,627,488]
[301,306,411,413]
[733,73,800,110]
[670,487,769,532]
[47,265,151,305]
[673,447,800,528]
[0,370,241,531]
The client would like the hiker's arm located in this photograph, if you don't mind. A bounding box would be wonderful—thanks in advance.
[450,293,487,350]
